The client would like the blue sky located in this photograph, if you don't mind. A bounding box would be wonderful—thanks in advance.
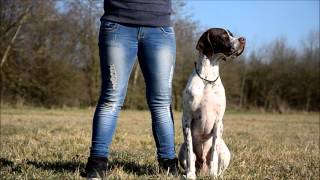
[186,0,319,54]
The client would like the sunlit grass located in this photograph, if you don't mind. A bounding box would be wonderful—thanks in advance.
[1,108,319,179]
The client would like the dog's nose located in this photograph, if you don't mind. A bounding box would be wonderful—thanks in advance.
[239,37,246,44]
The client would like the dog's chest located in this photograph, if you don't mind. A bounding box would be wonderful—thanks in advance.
[186,75,225,109]
[200,86,225,113]
[185,77,225,137]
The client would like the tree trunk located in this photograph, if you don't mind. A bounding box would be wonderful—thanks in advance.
[239,68,247,108]
[1,7,31,68]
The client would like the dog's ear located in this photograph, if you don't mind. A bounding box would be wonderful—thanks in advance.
[196,30,215,59]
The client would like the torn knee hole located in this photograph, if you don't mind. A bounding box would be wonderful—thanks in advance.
[109,64,118,90]
[104,102,117,111]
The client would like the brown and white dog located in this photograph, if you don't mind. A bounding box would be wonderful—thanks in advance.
[178,28,245,179]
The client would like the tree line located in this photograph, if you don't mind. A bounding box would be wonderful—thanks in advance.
[1,0,319,112]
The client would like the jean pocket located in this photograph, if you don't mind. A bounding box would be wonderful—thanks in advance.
[100,20,118,32]
[160,27,175,35]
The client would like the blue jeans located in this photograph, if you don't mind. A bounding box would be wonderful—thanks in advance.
[90,20,176,159]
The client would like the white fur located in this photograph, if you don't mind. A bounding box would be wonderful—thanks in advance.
[179,29,245,179]
[179,54,230,179]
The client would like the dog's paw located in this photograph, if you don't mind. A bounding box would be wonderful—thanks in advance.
[183,172,196,180]
[209,170,218,178]
[209,159,219,177]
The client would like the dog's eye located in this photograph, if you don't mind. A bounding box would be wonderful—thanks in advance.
[222,35,229,40]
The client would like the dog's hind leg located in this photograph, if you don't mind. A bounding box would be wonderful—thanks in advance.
[209,121,231,177]
[217,138,231,176]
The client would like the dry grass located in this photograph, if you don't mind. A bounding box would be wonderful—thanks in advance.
[0,108,319,179]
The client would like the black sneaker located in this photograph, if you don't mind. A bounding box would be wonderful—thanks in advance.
[158,157,179,176]
[85,157,109,180]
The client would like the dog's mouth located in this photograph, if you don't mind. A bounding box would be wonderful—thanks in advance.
[230,47,245,58]
[219,48,244,61]
[224,42,245,60]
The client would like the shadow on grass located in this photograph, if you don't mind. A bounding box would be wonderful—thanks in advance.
[0,158,14,167]
[0,156,157,176]
[110,158,157,176]
[0,158,23,173]
[25,159,86,173]
[0,157,85,174]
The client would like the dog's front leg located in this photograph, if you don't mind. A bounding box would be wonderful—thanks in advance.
[209,122,220,177]
[182,113,196,179]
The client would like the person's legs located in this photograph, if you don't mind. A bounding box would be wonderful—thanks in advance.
[90,20,138,158]
[137,26,176,160]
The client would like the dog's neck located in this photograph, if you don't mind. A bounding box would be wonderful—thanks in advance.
[195,53,223,81]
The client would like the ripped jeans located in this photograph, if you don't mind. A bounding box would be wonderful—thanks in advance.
[90,19,176,159]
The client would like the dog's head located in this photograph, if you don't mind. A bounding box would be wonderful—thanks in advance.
[196,28,245,60]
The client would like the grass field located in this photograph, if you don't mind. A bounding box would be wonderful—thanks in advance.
[0,108,319,179]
